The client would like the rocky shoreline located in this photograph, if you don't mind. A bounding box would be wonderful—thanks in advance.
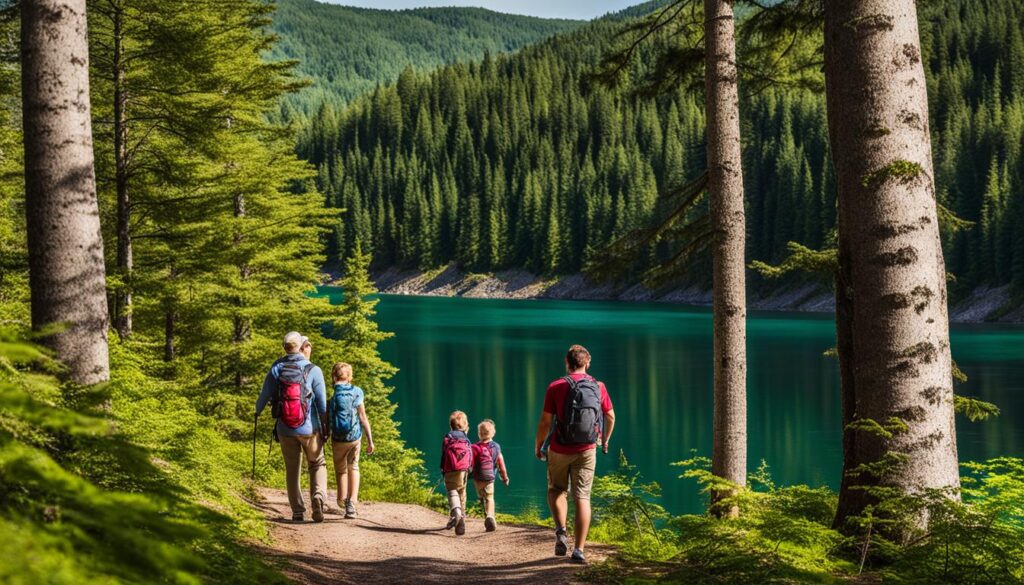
[365,264,1024,324]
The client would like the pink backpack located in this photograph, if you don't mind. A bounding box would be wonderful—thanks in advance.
[441,432,473,473]
[472,442,498,482]
[273,362,315,429]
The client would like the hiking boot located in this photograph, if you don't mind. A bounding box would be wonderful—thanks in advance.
[484,516,497,532]
[291,512,304,522]
[446,510,458,530]
[311,496,325,523]
[455,512,466,536]
[570,549,586,564]
[344,499,357,519]
[554,528,569,556]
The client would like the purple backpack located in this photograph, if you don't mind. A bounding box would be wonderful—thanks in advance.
[472,442,499,482]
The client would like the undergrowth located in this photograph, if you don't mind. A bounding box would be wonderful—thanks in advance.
[583,451,1024,584]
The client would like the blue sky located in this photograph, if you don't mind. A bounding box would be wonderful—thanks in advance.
[318,1,641,20]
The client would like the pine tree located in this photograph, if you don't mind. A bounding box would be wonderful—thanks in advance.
[22,0,110,384]
[825,0,960,531]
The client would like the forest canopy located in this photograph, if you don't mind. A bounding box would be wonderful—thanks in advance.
[293,0,1024,297]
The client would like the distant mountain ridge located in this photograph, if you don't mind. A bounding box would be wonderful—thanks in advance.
[269,0,584,116]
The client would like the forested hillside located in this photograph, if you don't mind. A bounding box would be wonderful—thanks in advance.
[268,0,582,117]
[298,0,1024,297]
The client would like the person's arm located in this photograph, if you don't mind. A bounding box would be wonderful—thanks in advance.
[497,453,509,485]
[308,367,328,439]
[255,366,276,416]
[602,409,616,454]
[357,404,374,453]
[535,410,553,459]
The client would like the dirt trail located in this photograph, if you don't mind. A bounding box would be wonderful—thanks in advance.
[255,488,609,584]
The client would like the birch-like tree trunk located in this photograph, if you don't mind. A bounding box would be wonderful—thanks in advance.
[824,0,960,529]
[705,0,747,513]
[22,0,110,384]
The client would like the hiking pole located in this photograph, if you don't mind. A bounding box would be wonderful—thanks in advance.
[251,413,258,480]
[430,474,445,495]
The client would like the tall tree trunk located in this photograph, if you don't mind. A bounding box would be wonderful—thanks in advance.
[163,266,176,362]
[233,191,250,390]
[705,0,747,514]
[112,1,133,339]
[164,308,176,362]
[21,0,110,384]
[824,0,960,531]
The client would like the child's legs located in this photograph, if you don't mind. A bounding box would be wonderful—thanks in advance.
[332,440,359,504]
[347,445,361,503]
[459,472,469,509]
[444,471,468,510]
[474,479,495,517]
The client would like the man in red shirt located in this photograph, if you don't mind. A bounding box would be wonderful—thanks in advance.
[535,344,616,563]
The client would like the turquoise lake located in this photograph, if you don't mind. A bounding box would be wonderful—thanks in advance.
[319,290,1024,515]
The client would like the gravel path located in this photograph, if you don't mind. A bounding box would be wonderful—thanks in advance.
[255,488,609,584]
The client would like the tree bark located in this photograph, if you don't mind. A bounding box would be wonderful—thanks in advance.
[21,0,110,384]
[705,0,747,513]
[163,266,176,362]
[112,1,133,339]
[164,307,176,362]
[824,0,960,530]
[233,191,250,390]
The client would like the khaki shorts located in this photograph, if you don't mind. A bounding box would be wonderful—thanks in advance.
[444,470,469,508]
[332,439,360,474]
[547,448,597,500]
[474,479,495,500]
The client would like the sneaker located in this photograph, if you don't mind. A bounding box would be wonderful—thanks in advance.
[484,516,496,532]
[570,549,586,564]
[344,499,357,519]
[554,528,569,556]
[455,511,466,536]
[311,496,325,523]
[446,511,458,530]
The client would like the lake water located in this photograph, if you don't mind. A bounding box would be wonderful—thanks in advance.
[319,290,1024,515]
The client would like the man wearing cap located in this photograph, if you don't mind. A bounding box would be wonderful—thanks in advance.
[256,332,328,522]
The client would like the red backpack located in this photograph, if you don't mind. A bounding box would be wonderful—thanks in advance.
[441,432,473,473]
[272,361,315,429]
[472,442,499,482]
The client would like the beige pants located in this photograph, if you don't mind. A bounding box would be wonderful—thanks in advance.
[444,471,469,510]
[547,448,597,500]
[280,433,327,516]
[474,479,495,518]
[332,439,361,505]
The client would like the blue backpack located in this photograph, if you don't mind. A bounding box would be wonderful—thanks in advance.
[330,384,362,442]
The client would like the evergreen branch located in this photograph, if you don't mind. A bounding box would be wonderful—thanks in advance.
[954,395,1000,422]
[749,242,837,280]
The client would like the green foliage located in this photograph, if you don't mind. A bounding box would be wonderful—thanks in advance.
[0,331,286,584]
[663,457,849,584]
[294,0,1024,298]
[750,242,838,281]
[268,0,582,117]
[298,7,702,277]
[591,454,1024,584]
[861,161,926,188]
[953,395,1001,422]
[591,450,677,561]
[1,1,430,581]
